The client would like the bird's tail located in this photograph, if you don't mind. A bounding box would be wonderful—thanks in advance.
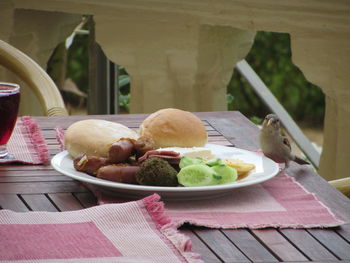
[293,156,310,165]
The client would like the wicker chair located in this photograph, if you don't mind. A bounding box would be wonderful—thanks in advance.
[0,40,68,116]
[329,178,350,198]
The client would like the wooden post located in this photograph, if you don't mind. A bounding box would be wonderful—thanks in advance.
[87,16,114,114]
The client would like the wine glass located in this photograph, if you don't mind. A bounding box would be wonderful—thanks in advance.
[0,82,20,159]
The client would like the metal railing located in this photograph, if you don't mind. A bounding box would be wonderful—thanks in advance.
[235,59,320,168]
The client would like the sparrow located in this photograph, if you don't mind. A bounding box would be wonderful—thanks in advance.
[259,114,309,168]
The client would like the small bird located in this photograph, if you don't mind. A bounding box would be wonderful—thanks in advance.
[259,114,309,169]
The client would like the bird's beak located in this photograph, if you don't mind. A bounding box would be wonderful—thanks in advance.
[267,119,273,127]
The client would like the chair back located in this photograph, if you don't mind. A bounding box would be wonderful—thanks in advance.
[0,40,68,116]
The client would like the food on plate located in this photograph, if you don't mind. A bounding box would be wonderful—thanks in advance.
[177,164,218,187]
[177,156,237,187]
[97,164,139,184]
[139,108,208,148]
[138,150,181,165]
[211,164,237,184]
[73,155,108,176]
[71,144,254,187]
[66,117,256,187]
[71,135,180,186]
[108,138,135,163]
[179,156,205,169]
[205,158,223,167]
[160,146,214,160]
[134,136,156,158]
[64,119,138,158]
[224,159,256,179]
[136,157,178,186]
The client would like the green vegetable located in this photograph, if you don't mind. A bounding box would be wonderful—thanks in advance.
[177,164,219,187]
[211,164,237,184]
[177,157,238,187]
[179,156,204,169]
[136,157,178,186]
[205,158,223,167]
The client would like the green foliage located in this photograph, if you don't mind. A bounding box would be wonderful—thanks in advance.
[250,116,263,125]
[227,31,325,126]
[117,66,131,113]
[47,27,89,108]
[66,34,89,94]
[119,94,130,112]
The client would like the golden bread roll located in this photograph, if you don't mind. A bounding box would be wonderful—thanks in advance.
[64,119,138,158]
[139,108,207,148]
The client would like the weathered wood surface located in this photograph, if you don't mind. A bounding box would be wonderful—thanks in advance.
[0,111,349,263]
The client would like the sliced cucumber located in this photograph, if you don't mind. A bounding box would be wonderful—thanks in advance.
[211,164,238,184]
[205,158,223,167]
[179,156,204,169]
[177,164,218,187]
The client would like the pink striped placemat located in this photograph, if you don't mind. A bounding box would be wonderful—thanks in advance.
[0,194,201,263]
[96,173,344,229]
[0,116,49,164]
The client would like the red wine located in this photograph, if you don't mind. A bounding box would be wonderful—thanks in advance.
[0,85,20,145]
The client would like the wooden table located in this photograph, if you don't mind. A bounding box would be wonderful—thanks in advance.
[1,111,350,263]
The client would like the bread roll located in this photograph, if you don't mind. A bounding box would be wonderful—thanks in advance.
[64,119,138,158]
[139,108,207,148]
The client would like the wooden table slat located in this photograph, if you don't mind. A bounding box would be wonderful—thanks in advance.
[336,224,350,243]
[21,194,58,212]
[222,229,279,262]
[48,193,85,211]
[0,165,54,171]
[0,181,87,194]
[0,194,30,212]
[194,228,251,262]
[0,170,64,176]
[252,229,309,262]
[307,229,350,260]
[180,229,222,263]
[73,192,97,208]
[280,229,339,261]
[0,176,73,183]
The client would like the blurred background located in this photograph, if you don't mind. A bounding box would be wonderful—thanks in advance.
[46,21,325,153]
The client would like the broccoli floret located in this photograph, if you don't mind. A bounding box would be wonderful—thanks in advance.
[136,157,178,186]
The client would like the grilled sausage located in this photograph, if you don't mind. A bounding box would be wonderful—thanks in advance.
[73,155,108,176]
[108,139,135,163]
[97,164,140,184]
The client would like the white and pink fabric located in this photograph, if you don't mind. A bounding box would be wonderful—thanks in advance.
[0,195,201,263]
[97,173,344,229]
[0,116,49,164]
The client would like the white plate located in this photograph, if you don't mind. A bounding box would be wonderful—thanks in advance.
[51,144,279,201]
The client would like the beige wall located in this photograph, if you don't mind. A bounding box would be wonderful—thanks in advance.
[0,2,81,115]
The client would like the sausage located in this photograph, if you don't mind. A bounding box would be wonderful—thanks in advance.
[108,139,135,163]
[97,164,140,184]
[73,155,108,176]
[134,136,156,158]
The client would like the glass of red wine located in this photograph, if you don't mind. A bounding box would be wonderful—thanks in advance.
[0,82,20,159]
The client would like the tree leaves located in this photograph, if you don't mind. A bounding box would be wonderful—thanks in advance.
[228,32,325,126]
